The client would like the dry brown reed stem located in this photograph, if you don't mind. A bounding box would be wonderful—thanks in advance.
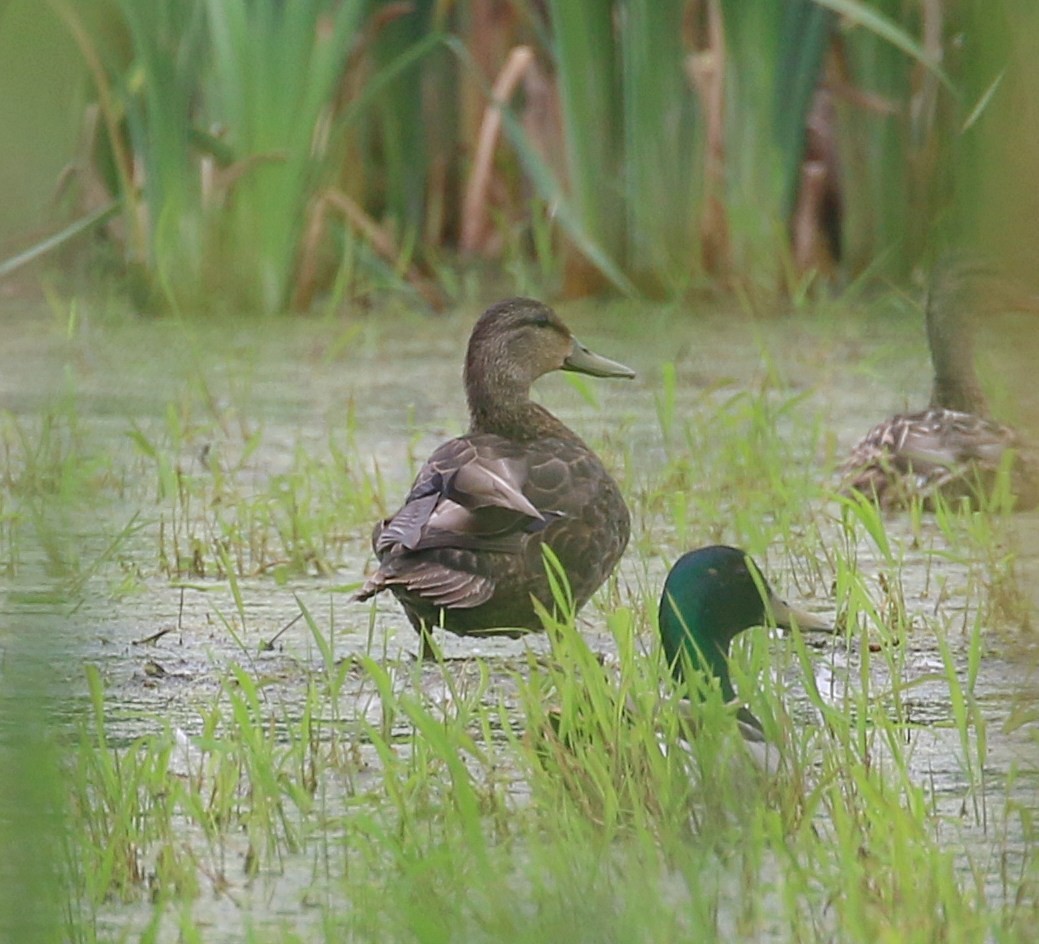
[297,188,445,311]
[687,0,730,280]
[460,45,536,255]
[48,0,146,262]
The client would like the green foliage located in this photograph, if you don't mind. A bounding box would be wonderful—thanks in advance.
[67,518,1036,940]
[547,0,623,259]
[546,0,698,294]
[721,0,831,280]
[202,0,366,312]
[117,0,208,272]
[948,0,1039,262]
[12,0,1033,307]
[370,0,437,237]
[127,378,381,579]
[0,616,69,942]
[43,0,444,313]
[529,0,947,293]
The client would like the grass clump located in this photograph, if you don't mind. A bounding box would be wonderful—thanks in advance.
[63,545,1039,943]
[125,378,383,580]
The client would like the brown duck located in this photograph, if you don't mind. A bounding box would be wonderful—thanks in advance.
[356,297,635,653]
[841,254,1039,509]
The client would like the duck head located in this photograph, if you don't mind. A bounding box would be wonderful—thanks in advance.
[658,545,831,706]
[464,298,634,421]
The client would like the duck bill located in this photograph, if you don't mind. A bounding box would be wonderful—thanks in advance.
[767,591,833,633]
[564,338,636,379]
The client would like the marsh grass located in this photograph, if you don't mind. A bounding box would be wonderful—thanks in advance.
[0,396,144,595]
[638,373,828,565]
[67,502,1037,941]
[126,380,382,580]
[16,304,1036,941]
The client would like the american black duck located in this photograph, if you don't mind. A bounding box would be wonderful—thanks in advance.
[356,297,634,654]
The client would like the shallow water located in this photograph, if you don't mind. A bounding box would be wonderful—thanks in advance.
[3,293,1039,938]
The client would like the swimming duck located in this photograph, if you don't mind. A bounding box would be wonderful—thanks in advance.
[356,297,635,655]
[659,545,832,753]
[841,255,1039,509]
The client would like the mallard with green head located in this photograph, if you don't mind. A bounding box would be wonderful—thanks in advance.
[356,297,635,655]
[841,255,1039,509]
[659,545,832,755]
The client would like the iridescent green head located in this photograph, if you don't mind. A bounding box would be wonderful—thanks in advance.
[658,546,829,704]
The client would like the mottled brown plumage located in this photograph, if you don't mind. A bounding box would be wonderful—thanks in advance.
[356,297,634,650]
[842,256,1039,509]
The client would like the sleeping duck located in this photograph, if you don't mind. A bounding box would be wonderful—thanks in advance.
[659,545,832,762]
[356,297,635,655]
[841,255,1039,509]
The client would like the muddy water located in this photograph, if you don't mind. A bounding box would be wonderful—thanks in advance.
[3,294,1039,934]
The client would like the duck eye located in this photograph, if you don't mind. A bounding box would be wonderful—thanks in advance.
[531,312,551,328]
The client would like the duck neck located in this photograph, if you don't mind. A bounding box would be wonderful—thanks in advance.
[465,371,580,442]
[662,601,738,704]
[467,385,529,436]
[926,299,988,414]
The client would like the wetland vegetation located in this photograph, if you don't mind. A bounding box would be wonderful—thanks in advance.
[2,1,1039,942]
[1,296,1037,941]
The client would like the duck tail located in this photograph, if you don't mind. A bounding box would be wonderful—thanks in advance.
[352,573,385,603]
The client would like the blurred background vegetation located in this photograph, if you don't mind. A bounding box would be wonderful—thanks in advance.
[0,0,1037,313]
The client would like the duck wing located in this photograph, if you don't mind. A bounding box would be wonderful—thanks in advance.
[846,408,1014,474]
[896,409,1016,468]
[374,436,546,555]
[359,435,551,609]
[842,407,1026,506]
